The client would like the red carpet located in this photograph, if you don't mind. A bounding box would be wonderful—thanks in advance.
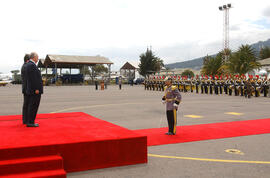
[2,112,269,176]
[0,112,147,177]
[134,118,270,146]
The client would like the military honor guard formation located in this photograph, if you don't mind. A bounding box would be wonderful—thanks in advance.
[144,74,270,98]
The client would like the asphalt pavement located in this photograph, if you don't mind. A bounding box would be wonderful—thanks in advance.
[0,84,269,178]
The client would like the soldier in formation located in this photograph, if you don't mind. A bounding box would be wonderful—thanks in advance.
[144,75,270,98]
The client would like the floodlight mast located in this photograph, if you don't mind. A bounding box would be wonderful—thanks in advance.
[219,4,232,61]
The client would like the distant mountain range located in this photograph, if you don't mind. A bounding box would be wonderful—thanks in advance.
[165,38,270,70]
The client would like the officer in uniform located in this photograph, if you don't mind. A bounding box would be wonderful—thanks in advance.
[234,79,238,96]
[183,79,187,93]
[214,79,219,95]
[267,79,270,98]
[219,79,223,94]
[262,78,268,97]
[240,79,244,96]
[152,79,155,91]
[201,79,204,94]
[144,79,147,90]
[162,77,182,135]
[245,79,252,98]
[177,79,180,91]
[209,79,213,94]
[205,80,209,94]
[228,79,233,96]
[195,79,200,94]
[161,80,165,91]
[190,79,194,93]
[224,79,228,94]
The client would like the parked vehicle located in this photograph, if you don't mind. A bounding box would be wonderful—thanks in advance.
[51,74,84,84]
[134,78,144,85]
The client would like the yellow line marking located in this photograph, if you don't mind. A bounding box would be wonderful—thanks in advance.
[184,115,203,118]
[225,112,244,116]
[148,154,270,164]
[225,149,244,155]
[50,102,142,113]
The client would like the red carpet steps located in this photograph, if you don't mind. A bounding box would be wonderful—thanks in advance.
[0,112,147,174]
[0,155,66,178]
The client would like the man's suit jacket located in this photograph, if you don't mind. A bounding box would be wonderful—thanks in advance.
[21,62,28,94]
[26,60,43,95]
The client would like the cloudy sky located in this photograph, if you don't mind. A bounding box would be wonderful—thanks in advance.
[0,0,270,73]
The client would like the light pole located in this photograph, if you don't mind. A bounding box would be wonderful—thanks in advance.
[219,3,232,61]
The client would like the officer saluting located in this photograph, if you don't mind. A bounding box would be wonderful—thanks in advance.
[162,77,182,135]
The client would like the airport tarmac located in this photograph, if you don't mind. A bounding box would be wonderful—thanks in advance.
[0,84,270,178]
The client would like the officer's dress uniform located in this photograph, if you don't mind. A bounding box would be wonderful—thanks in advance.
[219,80,223,94]
[224,80,228,94]
[209,80,213,94]
[162,85,182,135]
[240,80,244,96]
[201,80,204,94]
[196,80,200,93]
[262,80,267,97]
[214,80,219,95]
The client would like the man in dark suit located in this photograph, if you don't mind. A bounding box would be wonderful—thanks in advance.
[21,54,30,124]
[25,52,43,127]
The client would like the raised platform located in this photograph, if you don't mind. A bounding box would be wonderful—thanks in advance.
[0,112,147,177]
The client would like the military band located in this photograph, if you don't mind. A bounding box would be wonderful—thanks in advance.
[144,76,270,98]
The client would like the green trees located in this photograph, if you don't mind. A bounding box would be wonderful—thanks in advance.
[201,45,260,76]
[92,64,108,74]
[181,69,194,78]
[225,45,260,75]
[201,51,225,76]
[138,48,164,77]
[259,46,270,60]
[80,65,108,81]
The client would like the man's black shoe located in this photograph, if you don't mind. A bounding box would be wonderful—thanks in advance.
[165,132,173,135]
[27,123,39,127]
